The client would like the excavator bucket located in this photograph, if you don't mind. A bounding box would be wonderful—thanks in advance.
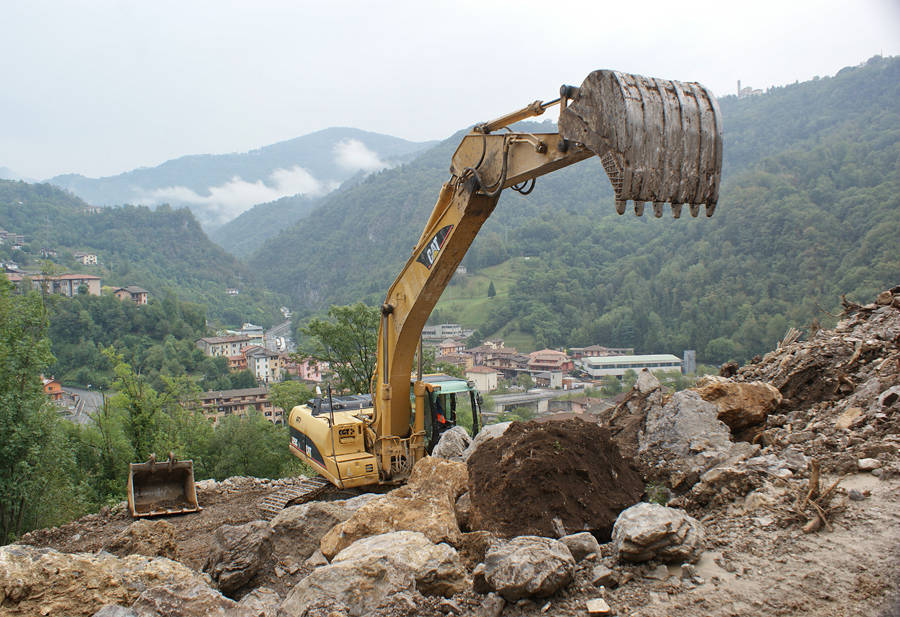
[559,69,723,217]
[127,454,201,518]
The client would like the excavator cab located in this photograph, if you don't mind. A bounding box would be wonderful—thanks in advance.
[127,453,201,518]
[415,374,482,452]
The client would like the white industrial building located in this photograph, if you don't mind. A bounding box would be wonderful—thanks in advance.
[580,354,682,379]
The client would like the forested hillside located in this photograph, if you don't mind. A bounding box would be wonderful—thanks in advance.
[250,56,899,364]
[0,180,284,325]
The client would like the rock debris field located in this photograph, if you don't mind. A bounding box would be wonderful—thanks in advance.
[3,287,899,617]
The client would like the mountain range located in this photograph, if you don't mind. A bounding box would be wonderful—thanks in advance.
[244,56,899,363]
[4,56,897,366]
[45,128,435,227]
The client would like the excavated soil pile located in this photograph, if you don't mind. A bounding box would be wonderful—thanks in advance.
[467,417,643,540]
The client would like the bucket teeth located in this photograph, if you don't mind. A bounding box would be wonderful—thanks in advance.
[671,203,683,219]
[705,202,717,217]
[615,199,627,215]
[559,70,723,215]
[652,202,664,218]
[689,204,700,218]
[634,201,645,217]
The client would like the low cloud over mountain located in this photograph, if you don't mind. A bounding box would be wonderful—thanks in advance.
[142,166,335,224]
[46,128,435,228]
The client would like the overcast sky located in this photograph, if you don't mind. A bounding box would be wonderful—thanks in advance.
[2,0,898,180]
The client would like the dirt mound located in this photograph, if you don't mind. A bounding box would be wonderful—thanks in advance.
[467,417,643,540]
[733,287,900,474]
[736,287,899,410]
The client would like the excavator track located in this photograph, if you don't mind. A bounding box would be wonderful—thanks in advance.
[257,476,332,521]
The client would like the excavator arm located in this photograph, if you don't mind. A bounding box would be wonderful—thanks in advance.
[371,69,723,480]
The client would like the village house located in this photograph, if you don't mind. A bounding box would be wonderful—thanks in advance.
[5,273,101,297]
[434,352,472,371]
[243,345,284,383]
[0,230,26,246]
[568,344,635,360]
[465,343,516,367]
[195,335,253,358]
[113,286,149,305]
[282,356,327,383]
[193,387,285,425]
[42,376,63,402]
[224,323,264,343]
[422,323,462,340]
[465,366,499,393]
[527,349,574,373]
[73,252,98,265]
[438,338,466,356]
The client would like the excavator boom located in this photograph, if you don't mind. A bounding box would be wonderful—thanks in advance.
[288,68,723,487]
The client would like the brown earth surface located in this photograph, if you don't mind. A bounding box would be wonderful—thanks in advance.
[10,290,900,617]
[17,479,324,598]
[467,418,644,540]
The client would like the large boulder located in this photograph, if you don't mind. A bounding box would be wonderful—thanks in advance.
[432,426,473,461]
[130,582,245,617]
[331,531,467,596]
[285,531,465,616]
[335,493,384,512]
[461,422,512,461]
[480,536,575,602]
[0,545,210,617]
[694,376,782,433]
[638,390,736,488]
[269,501,352,561]
[596,370,664,461]
[611,502,705,564]
[280,557,413,617]
[104,519,178,560]
[234,587,281,617]
[204,520,272,596]
[320,457,468,559]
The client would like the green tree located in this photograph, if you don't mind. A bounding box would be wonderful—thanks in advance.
[206,412,304,480]
[229,370,258,389]
[656,370,695,392]
[0,280,80,542]
[300,302,378,394]
[600,375,623,397]
[153,375,214,476]
[270,381,314,416]
[67,394,134,506]
[496,405,536,422]
[487,281,496,298]
[104,348,163,461]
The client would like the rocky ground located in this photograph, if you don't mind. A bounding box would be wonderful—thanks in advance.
[2,288,898,617]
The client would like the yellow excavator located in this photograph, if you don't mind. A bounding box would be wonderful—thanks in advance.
[284,68,724,494]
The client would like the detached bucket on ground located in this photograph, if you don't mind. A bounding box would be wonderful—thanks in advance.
[127,453,201,518]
